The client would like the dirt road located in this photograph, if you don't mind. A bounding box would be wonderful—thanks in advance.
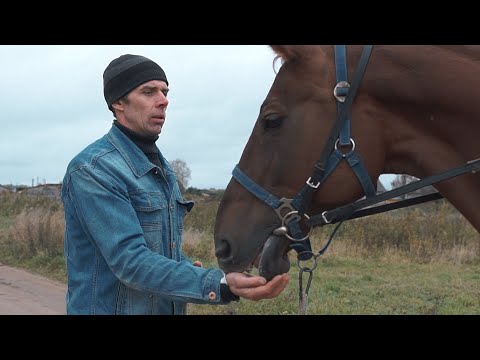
[0,262,66,315]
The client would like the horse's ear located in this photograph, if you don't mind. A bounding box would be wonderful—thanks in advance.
[269,45,317,61]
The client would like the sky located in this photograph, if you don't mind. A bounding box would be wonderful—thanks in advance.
[0,45,395,190]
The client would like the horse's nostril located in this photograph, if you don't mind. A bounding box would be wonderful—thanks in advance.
[215,239,232,261]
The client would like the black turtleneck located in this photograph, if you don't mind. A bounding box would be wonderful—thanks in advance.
[113,121,162,168]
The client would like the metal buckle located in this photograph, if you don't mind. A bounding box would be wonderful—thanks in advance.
[321,211,332,224]
[306,177,320,189]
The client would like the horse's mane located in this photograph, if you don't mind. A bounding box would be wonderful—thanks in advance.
[271,45,480,64]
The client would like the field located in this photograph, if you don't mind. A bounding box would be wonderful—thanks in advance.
[0,192,479,314]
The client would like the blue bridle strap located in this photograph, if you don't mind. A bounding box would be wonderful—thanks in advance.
[231,45,376,261]
[292,46,376,208]
[232,165,283,209]
[335,45,351,146]
[232,164,313,260]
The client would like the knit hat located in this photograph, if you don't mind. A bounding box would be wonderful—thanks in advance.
[103,54,169,111]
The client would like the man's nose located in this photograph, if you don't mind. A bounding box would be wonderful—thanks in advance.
[156,93,169,107]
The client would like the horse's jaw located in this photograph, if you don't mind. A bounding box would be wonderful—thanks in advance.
[258,234,291,281]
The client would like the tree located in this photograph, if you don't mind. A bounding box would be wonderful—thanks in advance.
[170,158,191,191]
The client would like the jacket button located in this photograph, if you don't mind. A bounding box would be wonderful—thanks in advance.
[171,243,176,249]
[208,291,216,301]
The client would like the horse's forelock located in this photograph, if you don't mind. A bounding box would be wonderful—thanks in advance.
[269,45,318,62]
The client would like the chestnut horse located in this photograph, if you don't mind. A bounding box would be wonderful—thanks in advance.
[214,45,480,281]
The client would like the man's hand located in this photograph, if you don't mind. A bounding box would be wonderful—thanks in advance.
[193,261,203,267]
[225,272,289,301]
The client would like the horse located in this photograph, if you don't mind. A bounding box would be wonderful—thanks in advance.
[214,45,480,281]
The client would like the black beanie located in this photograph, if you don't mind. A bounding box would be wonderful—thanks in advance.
[103,54,169,111]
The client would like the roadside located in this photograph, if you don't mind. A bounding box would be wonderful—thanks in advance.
[0,261,66,315]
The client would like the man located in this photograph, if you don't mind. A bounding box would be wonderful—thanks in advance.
[61,54,289,314]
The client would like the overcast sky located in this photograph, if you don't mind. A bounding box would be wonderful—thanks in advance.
[0,45,394,189]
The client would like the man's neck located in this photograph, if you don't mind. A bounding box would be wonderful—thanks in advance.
[113,120,162,167]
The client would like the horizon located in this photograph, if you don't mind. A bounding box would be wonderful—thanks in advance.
[1,45,396,191]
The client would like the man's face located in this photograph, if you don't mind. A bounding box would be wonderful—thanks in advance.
[114,80,169,137]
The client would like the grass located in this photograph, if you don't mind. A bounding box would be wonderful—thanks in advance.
[1,192,479,315]
[0,252,67,283]
[188,256,480,315]
[0,216,12,229]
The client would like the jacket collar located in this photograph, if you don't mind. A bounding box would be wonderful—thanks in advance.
[107,125,158,177]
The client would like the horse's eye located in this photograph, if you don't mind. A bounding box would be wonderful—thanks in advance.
[263,114,284,129]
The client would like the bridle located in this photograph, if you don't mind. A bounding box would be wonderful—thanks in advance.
[231,44,480,313]
[232,45,375,258]
[233,43,480,255]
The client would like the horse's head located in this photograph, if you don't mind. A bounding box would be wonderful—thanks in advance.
[214,45,386,280]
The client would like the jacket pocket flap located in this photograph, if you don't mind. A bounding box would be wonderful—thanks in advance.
[130,191,167,211]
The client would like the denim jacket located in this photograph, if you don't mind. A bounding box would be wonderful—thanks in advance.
[61,125,225,314]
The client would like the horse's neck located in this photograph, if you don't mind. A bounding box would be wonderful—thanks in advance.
[371,46,480,166]
[440,45,480,59]
[367,46,480,117]
[371,46,480,232]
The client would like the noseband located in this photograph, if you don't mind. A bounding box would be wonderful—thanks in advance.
[232,45,375,258]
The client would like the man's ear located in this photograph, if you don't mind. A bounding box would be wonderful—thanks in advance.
[111,100,123,112]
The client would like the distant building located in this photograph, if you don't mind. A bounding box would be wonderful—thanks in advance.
[17,184,62,199]
[0,185,11,194]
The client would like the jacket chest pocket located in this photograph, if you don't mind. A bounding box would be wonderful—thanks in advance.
[130,190,167,251]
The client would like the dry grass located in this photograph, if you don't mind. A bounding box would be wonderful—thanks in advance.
[0,192,479,314]
[182,198,480,265]
[1,207,64,259]
[182,228,216,261]
[315,201,480,265]
[0,193,479,285]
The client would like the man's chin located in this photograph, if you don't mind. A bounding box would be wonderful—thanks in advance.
[148,126,162,136]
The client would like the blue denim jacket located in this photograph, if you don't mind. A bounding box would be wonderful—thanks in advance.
[61,125,225,314]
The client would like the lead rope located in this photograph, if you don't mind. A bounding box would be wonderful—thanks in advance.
[297,221,344,314]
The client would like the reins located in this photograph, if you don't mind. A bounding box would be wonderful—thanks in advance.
[296,158,480,314]
[309,158,480,227]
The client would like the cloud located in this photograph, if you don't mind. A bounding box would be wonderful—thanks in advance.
[0,44,395,190]
[0,45,277,188]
